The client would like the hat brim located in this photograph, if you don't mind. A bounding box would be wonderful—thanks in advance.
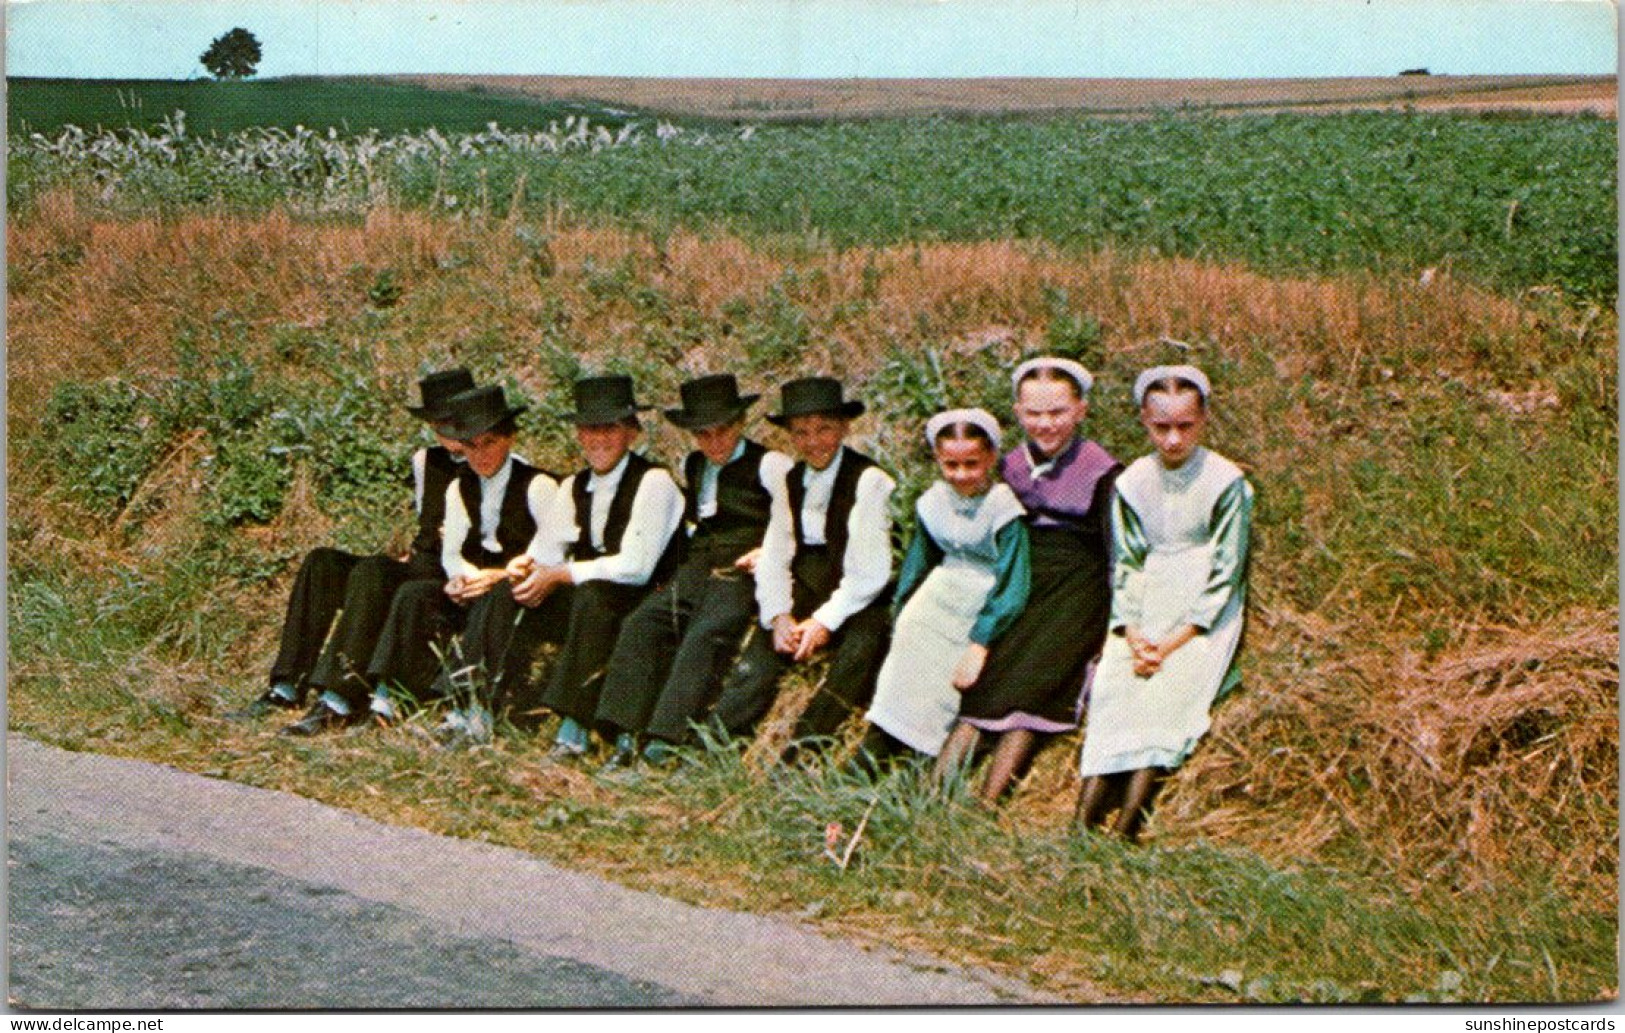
[664,395,759,430]
[434,404,528,440]
[765,399,865,427]
[563,402,653,426]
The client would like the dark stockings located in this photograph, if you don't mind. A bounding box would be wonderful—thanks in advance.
[933,723,1040,806]
[1073,767,1168,842]
[932,722,981,786]
[978,728,1036,805]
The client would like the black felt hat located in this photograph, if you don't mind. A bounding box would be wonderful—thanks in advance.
[563,375,652,425]
[766,377,866,427]
[432,385,527,441]
[406,367,477,421]
[664,374,760,430]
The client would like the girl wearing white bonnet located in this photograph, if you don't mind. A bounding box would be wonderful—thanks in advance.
[1075,365,1254,840]
[937,357,1123,804]
[860,409,1032,767]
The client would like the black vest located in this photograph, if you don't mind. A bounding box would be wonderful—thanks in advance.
[571,452,684,586]
[787,447,879,569]
[454,457,546,569]
[410,446,462,565]
[682,439,774,545]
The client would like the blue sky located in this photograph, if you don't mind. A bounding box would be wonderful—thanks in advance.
[5,0,1618,80]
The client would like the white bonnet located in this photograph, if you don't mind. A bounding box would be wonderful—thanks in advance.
[1133,365,1212,406]
[1011,356,1093,397]
[924,407,1002,448]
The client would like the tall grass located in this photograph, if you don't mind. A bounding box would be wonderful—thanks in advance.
[8,204,1616,1001]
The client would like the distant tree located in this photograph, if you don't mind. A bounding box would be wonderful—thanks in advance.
[200,28,263,80]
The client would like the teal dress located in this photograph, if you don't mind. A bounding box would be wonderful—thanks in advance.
[864,481,1031,756]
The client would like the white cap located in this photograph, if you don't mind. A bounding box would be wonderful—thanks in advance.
[1012,356,1093,397]
[925,407,1003,447]
[1133,365,1212,406]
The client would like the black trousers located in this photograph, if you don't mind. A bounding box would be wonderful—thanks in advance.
[712,601,891,743]
[709,550,892,744]
[367,579,468,706]
[537,580,655,728]
[594,541,759,741]
[428,583,573,720]
[270,547,440,703]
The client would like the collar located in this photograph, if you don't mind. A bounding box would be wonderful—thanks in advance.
[1025,436,1080,479]
[801,446,845,485]
[588,452,631,491]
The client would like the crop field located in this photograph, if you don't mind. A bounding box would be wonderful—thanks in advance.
[6,87,1618,1003]
[11,106,1616,302]
[393,72,1619,120]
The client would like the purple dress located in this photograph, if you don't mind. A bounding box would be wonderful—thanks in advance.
[958,436,1121,732]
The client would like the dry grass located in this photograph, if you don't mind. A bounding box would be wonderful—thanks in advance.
[8,202,1617,931]
[997,607,1619,913]
[387,74,1618,120]
[10,195,1569,435]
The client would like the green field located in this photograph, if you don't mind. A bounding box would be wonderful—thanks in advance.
[10,96,1617,302]
[7,76,639,136]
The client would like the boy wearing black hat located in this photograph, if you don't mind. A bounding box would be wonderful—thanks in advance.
[709,377,897,754]
[486,375,689,754]
[421,375,686,737]
[235,367,471,725]
[592,374,793,768]
[290,384,559,734]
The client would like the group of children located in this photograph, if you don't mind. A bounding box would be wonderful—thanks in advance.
[233,356,1252,836]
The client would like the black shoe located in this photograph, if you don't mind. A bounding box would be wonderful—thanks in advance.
[279,703,352,738]
[227,686,302,721]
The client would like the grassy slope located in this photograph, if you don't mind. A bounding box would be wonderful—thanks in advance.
[6,77,639,137]
[8,199,1616,1001]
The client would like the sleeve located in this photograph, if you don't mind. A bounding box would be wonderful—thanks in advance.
[411,448,428,516]
[890,520,942,619]
[753,462,797,628]
[811,468,896,632]
[534,474,579,565]
[1182,477,1254,632]
[522,474,564,567]
[1108,487,1151,633]
[1093,465,1122,588]
[441,481,479,580]
[759,450,795,493]
[969,520,1032,646]
[566,469,685,586]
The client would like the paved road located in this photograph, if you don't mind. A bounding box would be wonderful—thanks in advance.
[7,735,1054,1009]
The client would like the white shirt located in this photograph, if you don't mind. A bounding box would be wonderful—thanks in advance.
[756,451,896,633]
[441,454,560,579]
[534,455,686,586]
[412,447,430,515]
